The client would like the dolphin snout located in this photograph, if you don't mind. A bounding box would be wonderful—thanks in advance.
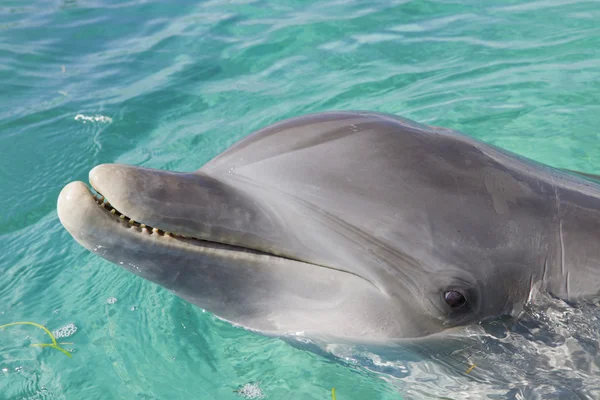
[89,164,116,193]
[57,181,95,233]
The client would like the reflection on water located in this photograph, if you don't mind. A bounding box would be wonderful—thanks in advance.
[1,0,599,397]
[319,293,600,399]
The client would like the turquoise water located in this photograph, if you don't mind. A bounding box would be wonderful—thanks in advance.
[1,0,600,398]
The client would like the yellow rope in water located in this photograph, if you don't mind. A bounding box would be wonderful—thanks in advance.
[332,388,336,400]
[0,321,72,358]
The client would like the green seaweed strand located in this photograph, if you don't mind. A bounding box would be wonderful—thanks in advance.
[0,321,72,358]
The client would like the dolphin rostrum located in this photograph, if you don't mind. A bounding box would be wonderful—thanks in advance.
[57,111,600,344]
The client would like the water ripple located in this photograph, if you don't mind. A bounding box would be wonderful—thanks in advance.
[1,0,599,398]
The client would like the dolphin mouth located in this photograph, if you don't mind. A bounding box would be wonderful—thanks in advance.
[88,186,282,255]
[90,190,187,239]
[58,180,296,259]
[65,179,378,279]
[59,179,383,295]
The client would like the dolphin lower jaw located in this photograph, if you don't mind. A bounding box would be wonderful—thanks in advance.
[58,181,308,263]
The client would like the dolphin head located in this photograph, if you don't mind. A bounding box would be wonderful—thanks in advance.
[58,111,594,343]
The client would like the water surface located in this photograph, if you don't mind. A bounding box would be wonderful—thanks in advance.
[1,0,600,398]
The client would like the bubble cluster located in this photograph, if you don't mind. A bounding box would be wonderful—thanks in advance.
[235,383,265,399]
[106,297,117,304]
[74,114,113,123]
[52,323,78,339]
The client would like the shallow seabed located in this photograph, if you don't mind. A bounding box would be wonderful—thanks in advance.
[1,0,600,399]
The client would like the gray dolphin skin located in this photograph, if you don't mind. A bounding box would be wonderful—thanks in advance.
[57,111,600,344]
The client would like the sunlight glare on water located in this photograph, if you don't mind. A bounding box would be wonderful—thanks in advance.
[1,0,599,398]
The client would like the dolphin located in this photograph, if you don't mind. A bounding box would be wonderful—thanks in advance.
[57,111,600,344]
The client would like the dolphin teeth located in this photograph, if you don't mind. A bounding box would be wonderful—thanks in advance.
[91,193,191,239]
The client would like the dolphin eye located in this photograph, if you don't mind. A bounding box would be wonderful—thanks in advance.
[444,290,467,308]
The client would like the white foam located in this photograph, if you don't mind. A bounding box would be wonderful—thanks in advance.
[52,323,77,339]
[235,383,265,399]
[106,297,117,304]
[74,114,113,123]
[338,295,600,398]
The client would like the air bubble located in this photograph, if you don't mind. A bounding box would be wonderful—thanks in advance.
[52,323,78,339]
[74,114,113,123]
[106,297,117,305]
[235,383,265,399]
